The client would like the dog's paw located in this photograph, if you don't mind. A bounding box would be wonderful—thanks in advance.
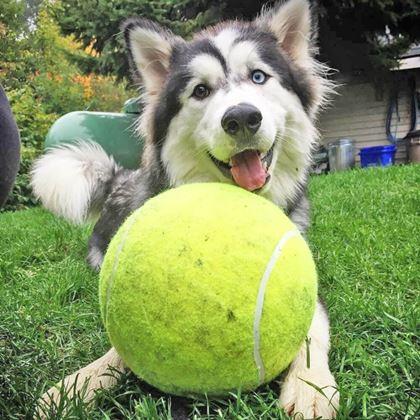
[279,368,339,419]
[36,384,70,419]
[87,245,104,271]
[36,387,57,418]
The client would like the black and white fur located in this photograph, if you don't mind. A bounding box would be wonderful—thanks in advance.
[33,1,339,418]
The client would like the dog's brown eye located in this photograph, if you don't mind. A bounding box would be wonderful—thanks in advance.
[192,84,211,99]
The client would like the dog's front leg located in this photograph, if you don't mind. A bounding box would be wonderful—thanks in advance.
[87,168,164,271]
[37,347,124,416]
[279,300,339,419]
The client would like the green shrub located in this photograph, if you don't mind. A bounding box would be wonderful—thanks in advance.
[2,87,57,211]
[7,86,59,150]
[88,75,136,112]
[3,147,39,212]
[1,2,135,211]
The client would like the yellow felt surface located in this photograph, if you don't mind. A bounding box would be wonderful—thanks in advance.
[99,183,317,397]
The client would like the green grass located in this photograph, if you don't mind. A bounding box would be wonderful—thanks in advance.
[1,165,419,419]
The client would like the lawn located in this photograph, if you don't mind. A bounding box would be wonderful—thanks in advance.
[0,165,419,419]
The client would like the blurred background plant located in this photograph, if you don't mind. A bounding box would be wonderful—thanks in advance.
[55,0,420,80]
[1,0,419,210]
[0,0,134,211]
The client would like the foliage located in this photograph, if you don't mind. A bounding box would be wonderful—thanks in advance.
[81,74,133,112]
[0,1,135,211]
[54,0,222,79]
[0,0,30,87]
[0,165,418,418]
[55,0,420,80]
[2,86,58,211]
[317,0,420,74]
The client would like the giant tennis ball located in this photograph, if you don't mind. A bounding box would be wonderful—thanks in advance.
[99,183,317,397]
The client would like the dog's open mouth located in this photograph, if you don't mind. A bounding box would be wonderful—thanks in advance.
[209,143,275,191]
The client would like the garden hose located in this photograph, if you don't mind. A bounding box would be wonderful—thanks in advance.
[386,76,419,144]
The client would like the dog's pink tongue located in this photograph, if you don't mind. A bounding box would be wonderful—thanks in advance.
[230,150,267,191]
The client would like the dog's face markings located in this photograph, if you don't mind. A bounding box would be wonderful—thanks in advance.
[139,38,229,150]
[124,0,330,205]
[158,26,312,192]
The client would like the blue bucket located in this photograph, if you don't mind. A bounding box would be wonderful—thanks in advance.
[359,145,397,168]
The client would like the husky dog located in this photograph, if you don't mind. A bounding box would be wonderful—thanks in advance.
[32,0,339,417]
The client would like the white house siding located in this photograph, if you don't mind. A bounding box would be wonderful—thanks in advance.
[318,72,419,164]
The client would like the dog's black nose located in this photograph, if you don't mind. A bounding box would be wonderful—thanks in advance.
[221,103,262,136]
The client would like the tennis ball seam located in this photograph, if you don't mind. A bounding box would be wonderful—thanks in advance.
[103,210,144,326]
[252,229,300,384]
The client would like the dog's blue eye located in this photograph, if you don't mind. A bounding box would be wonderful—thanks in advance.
[251,70,267,85]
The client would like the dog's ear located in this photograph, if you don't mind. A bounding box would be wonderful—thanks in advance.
[122,18,181,95]
[257,0,314,67]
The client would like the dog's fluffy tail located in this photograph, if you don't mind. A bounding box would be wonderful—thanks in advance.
[31,141,120,224]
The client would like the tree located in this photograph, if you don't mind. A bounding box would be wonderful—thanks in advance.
[54,0,420,80]
[0,0,29,87]
[317,0,420,74]
[54,0,223,79]
[214,0,420,74]
[0,0,135,211]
